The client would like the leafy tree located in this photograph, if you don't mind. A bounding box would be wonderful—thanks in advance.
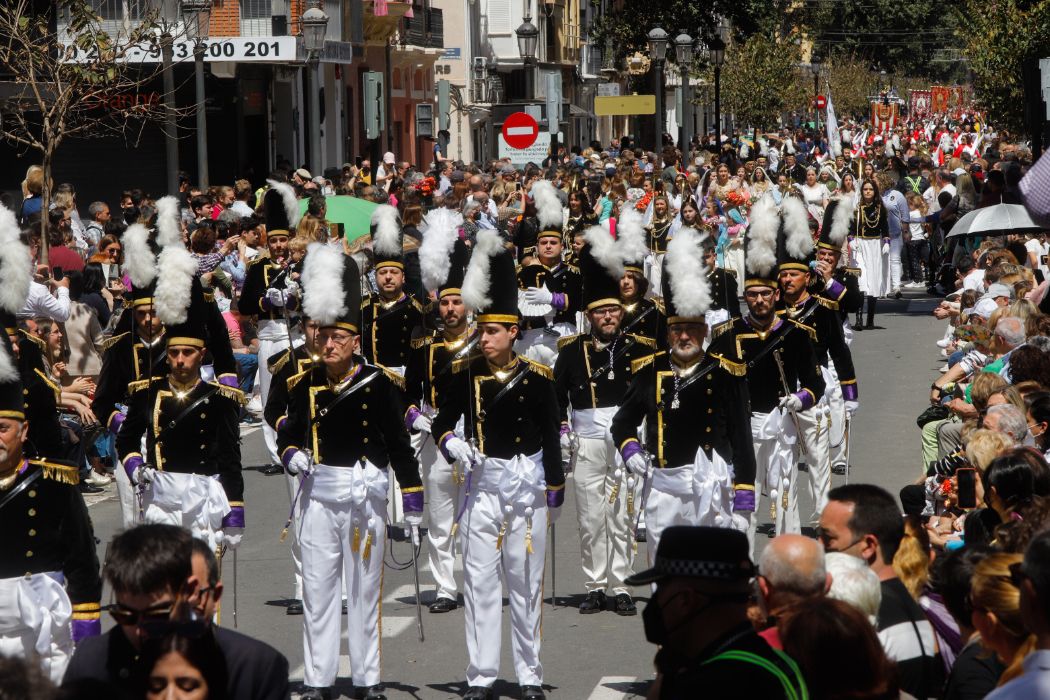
[716,34,801,130]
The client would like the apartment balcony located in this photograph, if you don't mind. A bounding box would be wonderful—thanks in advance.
[402,6,443,49]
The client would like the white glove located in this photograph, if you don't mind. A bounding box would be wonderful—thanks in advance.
[411,414,433,433]
[284,280,301,299]
[523,285,553,305]
[560,432,572,463]
[730,513,749,533]
[265,287,287,308]
[625,453,648,477]
[844,400,859,417]
[881,242,890,255]
[444,437,477,465]
[405,512,423,546]
[779,394,803,413]
[286,451,312,476]
[222,527,244,550]
[132,465,156,486]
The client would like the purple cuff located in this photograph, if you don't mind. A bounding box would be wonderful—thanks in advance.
[123,455,142,481]
[824,278,844,298]
[559,423,571,436]
[403,490,424,514]
[547,488,564,509]
[881,237,890,246]
[551,292,567,311]
[620,440,643,463]
[222,505,245,528]
[71,618,101,643]
[733,488,756,513]
[794,390,815,411]
[405,407,422,432]
[438,433,456,462]
[841,383,859,402]
[281,448,300,469]
[109,412,125,435]
[218,374,239,389]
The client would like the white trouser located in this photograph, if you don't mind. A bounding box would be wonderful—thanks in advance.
[798,403,832,523]
[825,362,849,470]
[286,470,304,600]
[144,472,231,552]
[644,254,664,300]
[423,435,461,601]
[0,573,73,684]
[889,236,903,292]
[723,243,745,282]
[114,455,137,527]
[747,412,800,551]
[644,451,735,567]
[573,409,634,595]
[257,320,291,465]
[515,323,575,367]
[462,453,547,688]
[299,462,388,689]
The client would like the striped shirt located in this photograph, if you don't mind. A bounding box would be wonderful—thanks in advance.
[878,578,944,700]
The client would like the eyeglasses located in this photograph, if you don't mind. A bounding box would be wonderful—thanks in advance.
[108,601,174,626]
[320,333,355,346]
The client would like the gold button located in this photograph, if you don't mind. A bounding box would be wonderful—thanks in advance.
[705,427,712,433]
[362,404,367,409]
[28,490,36,498]
[362,420,368,426]
[706,375,712,381]
[707,389,713,395]
[28,529,36,536]
[523,379,529,385]
[26,551,33,557]
[28,509,36,517]
[200,413,206,419]
[200,444,206,449]
[707,408,713,414]
[515,437,522,443]
[363,437,369,443]
[365,387,370,393]
[518,396,525,402]
[705,444,711,450]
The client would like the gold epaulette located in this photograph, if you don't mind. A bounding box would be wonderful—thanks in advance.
[629,334,656,348]
[566,264,580,274]
[845,267,861,276]
[32,459,80,485]
[712,353,747,377]
[652,298,666,313]
[411,297,429,314]
[269,349,292,374]
[631,352,663,374]
[34,368,61,402]
[210,382,248,406]
[711,318,735,340]
[377,365,407,390]
[19,329,46,353]
[203,291,215,303]
[128,376,163,393]
[557,333,582,350]
[815,295,840,311]
[785,318,818,341]
[525,358,553,380]
[287,369,311,391]
[411,335,434,350]
[100,332,129,354]
[246,256,268,268]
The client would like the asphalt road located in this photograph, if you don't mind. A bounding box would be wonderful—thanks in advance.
[82,289,945,699]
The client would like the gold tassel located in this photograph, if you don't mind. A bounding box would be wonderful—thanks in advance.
[363,532,373,561]
[782,488,789,509]
[770,501,777,521]
[279,527,289,543]
[353,526,361,553]
[496,521,507,551]
[608,480,621,505]
[450,522,459,538]
[525,520,534,555]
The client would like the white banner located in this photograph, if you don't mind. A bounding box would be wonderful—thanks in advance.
[825,84,841,157]
[60,36,297,64]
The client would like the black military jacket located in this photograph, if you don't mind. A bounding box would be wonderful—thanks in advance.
[116,377,244,504]
[814,267,864,322]
[0,459,101,617]
[553,333,654,422]
[620,297,667,348]
[777,293,858,391]
[360,293,427,370]
[264,344,316,431]
[91,331,168,432]
[238,256,298,321]
[610,350,757,488]
[710,316,825,414]
[431,355,564,490]
[404,330,478,415]
[707,267,742,318]
[518,262,582,329]
[647,218,673,255]
[276,362,422,492]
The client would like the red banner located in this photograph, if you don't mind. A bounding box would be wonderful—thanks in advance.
[871,101,899,134]
[909,90,931,118]
[931,86,952,114]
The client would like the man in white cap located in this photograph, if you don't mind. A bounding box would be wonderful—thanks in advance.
[376,152,396,192]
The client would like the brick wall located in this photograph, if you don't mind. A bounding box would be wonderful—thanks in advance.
[209,0,240,37]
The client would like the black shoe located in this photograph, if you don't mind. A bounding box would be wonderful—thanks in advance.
[358,684,387,700]
[301,688,332,700]
[462,687,493,700]
[579,590,606,614]
[797,461,809,472]
[78,482,104,494]
[342,599,348,615]
[634,527,647,543]
[893,290,903,299]
[613,593,637,616]
[286,599,303,615]
[831,462,848,476]
[864,322,876,330]
[260,463,283,475]
[852,323,864,331]
[429,596,458,613]
[521,685,546,700]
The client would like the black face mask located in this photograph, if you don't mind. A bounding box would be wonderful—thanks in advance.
[643,588,751,647]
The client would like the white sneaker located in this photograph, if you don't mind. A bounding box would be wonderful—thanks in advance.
[936,338,953,348]
[85,472,112,486]
[939,364,950,373]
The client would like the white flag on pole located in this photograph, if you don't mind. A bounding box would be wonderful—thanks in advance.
[825,83,841,157]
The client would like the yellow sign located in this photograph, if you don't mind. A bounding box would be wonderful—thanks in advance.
[594,95,656,116]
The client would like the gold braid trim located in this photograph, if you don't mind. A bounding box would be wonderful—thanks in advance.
[19,329,46,353]
[652,298,666,313]
[631,352,663,374]
[269,350,292,375]
[710,319,735,340]
[287,369,311,390]
[557,334,582,350]
[210,382,248,406]
[410,335,434,350]
[525,358,553,380]
[712,353,747,377]
[100,332,129,353]
[815,295,840,311]
[32,460,80,485]
[378,365,407,390]
[128,376,163,393]
[787,319,818,341]
[629,334,656,348]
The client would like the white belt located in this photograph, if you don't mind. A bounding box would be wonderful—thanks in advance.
[257,319,289,341]
[147,472,230,533]
[307,461,388,509]
[0,573,71,658]
[572,407,618,440]
[475,451,545,512]
[651,448,734,523]
[752,410,797,491]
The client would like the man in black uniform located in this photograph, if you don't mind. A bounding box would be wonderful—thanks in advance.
[517,227,582,366]
[430,227,564,700]
[619,261,666,346]
[0,339,102,682]
[777,196,859,524]
[405,233,474,614]
[263,316,321,615]
[3,311,64,461]
[702,237,742,323]
[710,194,825,544]
[116,292,246,554]
[278,243,422,700]
[611,228,756,561]
[779,152,807,185]
[238,180,301,470]
[625,526,808,700]
[554,229,652,616]
[361,203,426,375]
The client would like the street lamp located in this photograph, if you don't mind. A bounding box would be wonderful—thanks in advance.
[182,0,212,188]
[515,4,539,100]
[674,33,693,152]
[158,0,179,195]
[647,27,668,157]
[709,35,725,147]
[301,0,328,176]
[810,53,822,132]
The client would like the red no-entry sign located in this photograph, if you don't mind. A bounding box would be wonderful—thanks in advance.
[502,112,539,149]
[815,95,827,109]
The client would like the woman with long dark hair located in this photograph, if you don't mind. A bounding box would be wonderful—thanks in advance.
[853,177,890,330]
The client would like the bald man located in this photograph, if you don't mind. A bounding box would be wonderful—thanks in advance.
[755,534,831,649]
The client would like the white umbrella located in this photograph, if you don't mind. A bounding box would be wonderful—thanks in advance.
[948,203,1046,237]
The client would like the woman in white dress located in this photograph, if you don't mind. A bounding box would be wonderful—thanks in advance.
[799,167,831,227]
[852,177,890,330]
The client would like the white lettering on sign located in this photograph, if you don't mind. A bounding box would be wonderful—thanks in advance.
[60,36,298,64]
[498,132,551,166]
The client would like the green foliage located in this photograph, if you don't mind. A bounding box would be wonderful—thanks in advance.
[715,34,801,130]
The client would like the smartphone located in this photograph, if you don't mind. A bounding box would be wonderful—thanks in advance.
[336,222,345,239]
[52,266,64,281]
[956,467,978,509]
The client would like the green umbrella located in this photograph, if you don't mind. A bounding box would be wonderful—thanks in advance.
[298,195,378,241]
